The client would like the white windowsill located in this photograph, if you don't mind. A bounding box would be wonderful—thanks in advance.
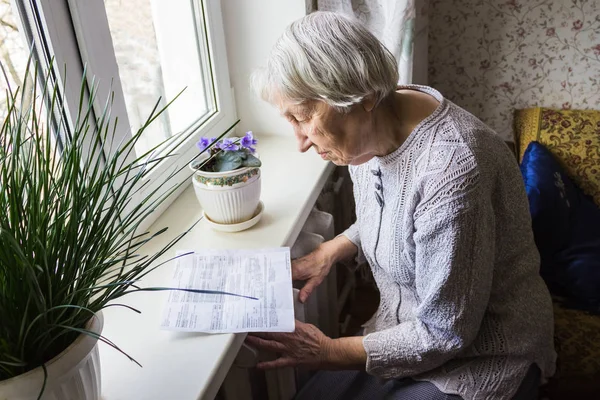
[99,134,334,400]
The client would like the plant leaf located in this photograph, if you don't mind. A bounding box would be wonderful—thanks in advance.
[0,52,242,389]
[214,151,243,172]
[241,153,261,168]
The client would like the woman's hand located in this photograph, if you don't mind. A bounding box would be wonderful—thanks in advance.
[293,235,358,303]
[293,246,333,303]
[246,320,331,369]
[246,321,368,370]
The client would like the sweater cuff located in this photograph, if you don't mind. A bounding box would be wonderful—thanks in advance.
[363,333,392,377]
[362,331,418,379]
[340,223,365,264]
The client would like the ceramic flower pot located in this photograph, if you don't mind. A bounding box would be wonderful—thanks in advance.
[0,312,104,400]
[190,162,261,225]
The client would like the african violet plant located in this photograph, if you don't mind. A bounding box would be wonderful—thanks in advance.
[192,131,262,173]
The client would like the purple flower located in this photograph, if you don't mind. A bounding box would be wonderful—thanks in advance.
[196,137,216,152]
[218,138,240,152]
[241,131,258,153]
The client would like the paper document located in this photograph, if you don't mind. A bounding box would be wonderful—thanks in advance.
[160,248,295,333]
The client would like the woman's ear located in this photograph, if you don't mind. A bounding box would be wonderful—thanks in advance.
[361,94,377,113]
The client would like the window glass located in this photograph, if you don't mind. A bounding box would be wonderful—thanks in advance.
[104,0,216,157]
[0,0,30,118]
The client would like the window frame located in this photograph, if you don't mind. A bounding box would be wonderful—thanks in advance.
[16,0,236,229]
[12,0,88,145]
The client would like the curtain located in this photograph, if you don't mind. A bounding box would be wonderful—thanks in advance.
[317,0,428,85]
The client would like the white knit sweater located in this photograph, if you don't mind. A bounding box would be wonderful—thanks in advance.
[342,85,556,400]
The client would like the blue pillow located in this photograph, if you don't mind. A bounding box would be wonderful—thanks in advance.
[520,141,600,314]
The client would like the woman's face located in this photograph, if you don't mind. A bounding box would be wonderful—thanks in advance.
[278,97,375,166]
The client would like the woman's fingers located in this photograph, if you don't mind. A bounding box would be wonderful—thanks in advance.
[292,250,331,302]
[299,276,321,303]
[245,321,329,370]
[256,356,297,369]
[245,335,287,353]
[248,331,290,340]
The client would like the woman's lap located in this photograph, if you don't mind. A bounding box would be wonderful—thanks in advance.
[294,364,540,400]
[294,370,460,400]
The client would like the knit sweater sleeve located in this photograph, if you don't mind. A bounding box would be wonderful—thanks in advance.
[341,222,361,248]
[340,165,365,263]
[362,167,496,379]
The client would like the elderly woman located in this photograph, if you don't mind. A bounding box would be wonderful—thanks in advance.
[246,11,556,400]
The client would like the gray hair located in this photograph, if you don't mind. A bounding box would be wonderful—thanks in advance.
[251,11,399,113]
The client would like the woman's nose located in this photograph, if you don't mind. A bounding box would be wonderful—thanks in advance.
[295,130,312,153]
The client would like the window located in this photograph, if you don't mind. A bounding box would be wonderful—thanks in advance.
[6,0,236,227]
[0,0,30,117]
[102,0,217,158]
[1,1,58,160]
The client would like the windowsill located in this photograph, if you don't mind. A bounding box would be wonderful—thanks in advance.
[99,134,335,400]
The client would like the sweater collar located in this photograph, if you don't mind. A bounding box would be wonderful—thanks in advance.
[375,85,447,167]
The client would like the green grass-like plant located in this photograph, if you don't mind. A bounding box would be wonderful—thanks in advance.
[0,60,240,392]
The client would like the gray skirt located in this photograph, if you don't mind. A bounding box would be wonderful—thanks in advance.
[294,364,540,400]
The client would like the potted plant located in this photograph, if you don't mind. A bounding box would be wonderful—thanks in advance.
[190,132,263,229]
[0,62,242,399]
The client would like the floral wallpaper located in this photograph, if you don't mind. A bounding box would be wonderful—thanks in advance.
[428,0,600,140]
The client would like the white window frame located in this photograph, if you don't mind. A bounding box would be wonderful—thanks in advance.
[11,0,87,143]
[15,0,236,229]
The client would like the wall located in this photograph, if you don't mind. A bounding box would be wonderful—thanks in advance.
[221,0,307,137]
[429,0,600,140]
[413,1,429,85]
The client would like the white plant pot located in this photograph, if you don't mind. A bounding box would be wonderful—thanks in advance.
[190,160,261,225]
[0,311,103,400]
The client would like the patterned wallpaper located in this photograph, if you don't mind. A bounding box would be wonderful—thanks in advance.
[428,0,600,140]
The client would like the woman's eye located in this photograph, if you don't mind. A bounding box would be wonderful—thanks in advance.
[285,112,309,124]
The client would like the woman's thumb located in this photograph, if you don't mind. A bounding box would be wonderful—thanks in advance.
[299,278,318,303]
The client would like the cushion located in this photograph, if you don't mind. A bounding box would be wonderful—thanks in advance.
[514,107,600,207]
[539,302,600,399]
[520,142,600,313]
[554,302,600,371]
